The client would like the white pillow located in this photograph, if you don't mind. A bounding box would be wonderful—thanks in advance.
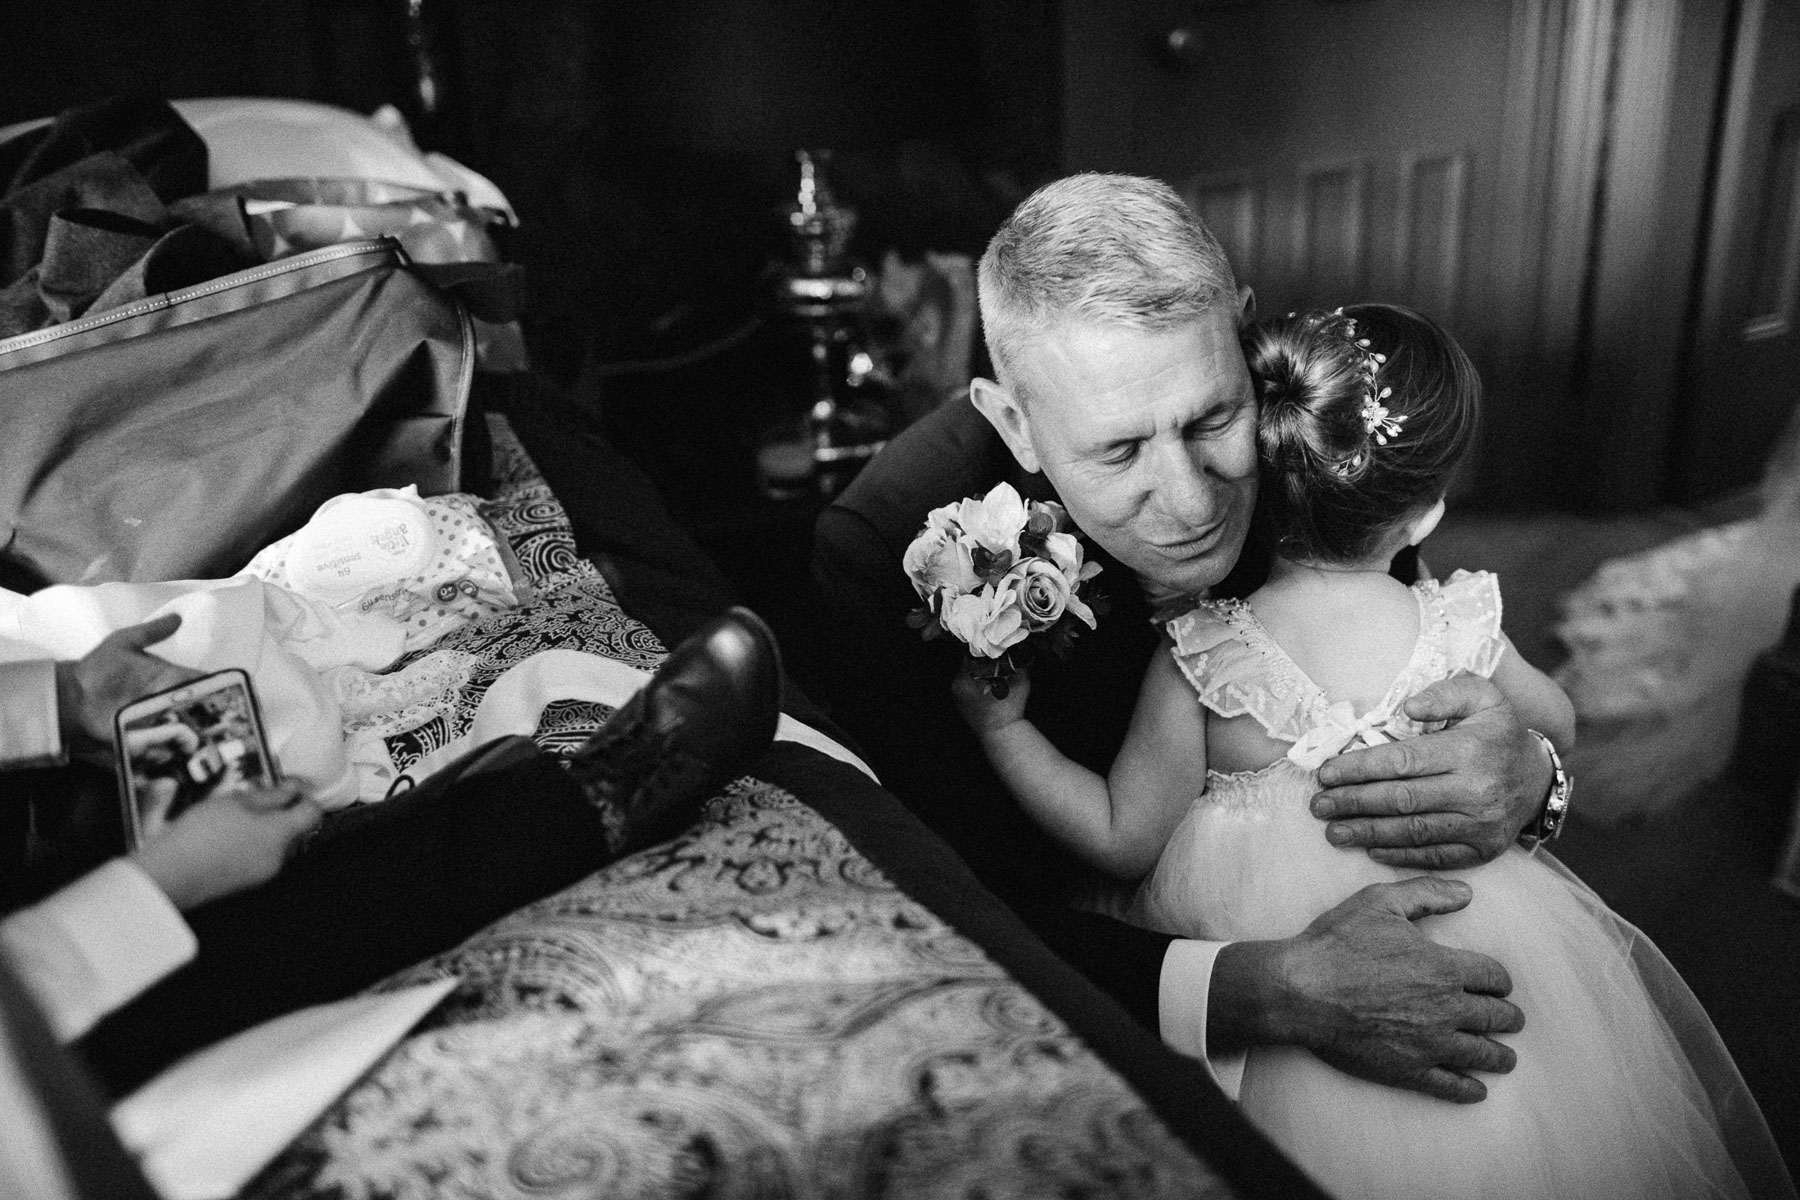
[0,97,515,219]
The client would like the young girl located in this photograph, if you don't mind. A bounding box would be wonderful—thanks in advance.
[955,304,1790,1200]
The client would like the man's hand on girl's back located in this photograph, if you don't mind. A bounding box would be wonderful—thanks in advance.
[1307,675,1549,869]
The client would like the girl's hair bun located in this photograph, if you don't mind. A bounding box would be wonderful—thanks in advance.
[1246,311,1373,480]
[1243,304,1481,564]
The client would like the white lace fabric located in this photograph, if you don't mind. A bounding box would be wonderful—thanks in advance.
[1167,569,1506,765]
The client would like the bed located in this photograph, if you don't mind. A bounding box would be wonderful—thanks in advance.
[0,99,1317,1199]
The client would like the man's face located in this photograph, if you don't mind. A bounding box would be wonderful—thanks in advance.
[975,308,1259,596]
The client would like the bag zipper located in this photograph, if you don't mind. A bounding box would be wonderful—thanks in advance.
[0,239,402,360]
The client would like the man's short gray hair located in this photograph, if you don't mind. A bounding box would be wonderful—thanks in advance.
[978,173,1237,393]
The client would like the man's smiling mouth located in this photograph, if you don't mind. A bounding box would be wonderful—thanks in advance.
[1153,520,1224,553]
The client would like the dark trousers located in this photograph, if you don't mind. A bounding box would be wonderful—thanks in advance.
[78,737,607,1095]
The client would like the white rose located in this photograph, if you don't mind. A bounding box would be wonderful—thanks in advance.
[1041,530,1084,584]
[903,525,981,600]
[1012,560,1072,631]
[922,500,963,535]
[955,482,1028,560]
[940,582,1030,658]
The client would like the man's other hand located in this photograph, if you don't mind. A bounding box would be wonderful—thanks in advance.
[1229,877,1523,1103]
[1310,674,1550,868]
[129,783,323,912]
[53,614,202,758]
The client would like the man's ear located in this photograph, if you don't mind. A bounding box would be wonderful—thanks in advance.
[968,377,1041,474]
[1236,285,1256,326]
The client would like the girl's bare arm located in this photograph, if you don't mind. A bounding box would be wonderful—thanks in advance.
[1487,634,1576,749]
[957,647,1206,878]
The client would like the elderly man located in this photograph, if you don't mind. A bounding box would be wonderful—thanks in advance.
[812,173,1565,1103]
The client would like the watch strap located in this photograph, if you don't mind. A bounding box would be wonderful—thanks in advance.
[1520,729,1572,847]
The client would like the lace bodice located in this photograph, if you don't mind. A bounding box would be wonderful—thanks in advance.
[1167,569,1506,773]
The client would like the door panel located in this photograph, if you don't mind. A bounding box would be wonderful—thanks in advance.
[1060,0,1536,498]
[1682,0,1800,502]
[1061,0,1513,322]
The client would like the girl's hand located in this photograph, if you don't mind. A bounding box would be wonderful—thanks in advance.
[952,666,1031,734]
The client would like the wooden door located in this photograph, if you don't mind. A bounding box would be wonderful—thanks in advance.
[1062,0,1516,333]
[1055,0,1713,510]
[1680,0,1800,504]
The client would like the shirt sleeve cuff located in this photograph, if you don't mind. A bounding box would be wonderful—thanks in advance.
[0,659,65,770]
[0,860,197,1042]
[1159,937,1249,1100]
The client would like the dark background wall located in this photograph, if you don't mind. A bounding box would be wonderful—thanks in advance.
[4,0,1791,514]
[0,0,1056,370]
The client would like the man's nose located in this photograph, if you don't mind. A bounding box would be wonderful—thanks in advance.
[1150,442,1216,524]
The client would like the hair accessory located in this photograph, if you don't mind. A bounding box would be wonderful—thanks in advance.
[1329,313,1404,476]
[1361,392,1403,443]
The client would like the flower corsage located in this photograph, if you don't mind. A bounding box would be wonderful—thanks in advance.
[903,482,1104,698]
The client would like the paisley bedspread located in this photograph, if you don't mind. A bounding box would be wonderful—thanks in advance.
[241,418,1242,1200]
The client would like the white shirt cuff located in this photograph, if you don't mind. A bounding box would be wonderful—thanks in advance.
[0,659,65,769]
[1159,938,1248,1100]
[0,860,197,1043]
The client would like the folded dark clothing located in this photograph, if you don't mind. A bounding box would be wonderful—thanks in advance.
[0,97,252,340]
[0,96,205,204]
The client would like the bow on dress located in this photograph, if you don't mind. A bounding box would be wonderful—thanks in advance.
[1285,700,1396,770]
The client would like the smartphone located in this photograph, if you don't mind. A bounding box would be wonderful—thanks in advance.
[114,668,278,849]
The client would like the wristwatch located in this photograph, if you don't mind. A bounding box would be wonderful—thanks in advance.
[1518,729,1573,848]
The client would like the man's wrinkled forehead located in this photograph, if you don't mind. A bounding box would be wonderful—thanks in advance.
[1008,306,1251,408]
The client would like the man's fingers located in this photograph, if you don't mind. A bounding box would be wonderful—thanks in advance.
[1459,994,1526,1038]
[237,782,310,813]
[1315,736,1430,788]
[1365,875,1474,921]
[1368,844,1485,870]
[108,613,184,652]
[1445,948,1516,1002]
[1312,769,1470,820]
[1325,809,1472,848]
[1400,672,1501,724]
[288,797,325,836]
[243,781,322,820]
[1444,1032,1518,1076]
[1414,1066,1487,1104]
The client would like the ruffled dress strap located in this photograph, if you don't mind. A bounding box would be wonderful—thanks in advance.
[1166,599,1322,744]
[1419,568,1507,678]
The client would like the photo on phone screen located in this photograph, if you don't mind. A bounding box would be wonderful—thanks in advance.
[115,669,277,848]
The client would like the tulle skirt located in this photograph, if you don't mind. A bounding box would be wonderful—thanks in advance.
[1130,761,1793,1200]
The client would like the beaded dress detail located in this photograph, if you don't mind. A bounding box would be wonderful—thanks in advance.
[1130,569,1787,1200]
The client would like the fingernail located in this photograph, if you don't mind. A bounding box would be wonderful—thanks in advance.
[1325,823,1350,845]
[1310,796,1333,818]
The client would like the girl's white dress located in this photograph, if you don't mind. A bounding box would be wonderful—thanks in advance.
[1131,570,1792,1200]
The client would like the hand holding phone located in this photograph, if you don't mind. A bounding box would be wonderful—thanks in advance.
[115,669,279,849]
[129,782,322,912]
[57,613,202,760]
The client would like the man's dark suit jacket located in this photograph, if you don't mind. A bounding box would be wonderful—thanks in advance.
[813,396,1181,1028]
[814,392,1424,1034]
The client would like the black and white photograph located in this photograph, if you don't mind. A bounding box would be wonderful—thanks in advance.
[1,2,1797,1197]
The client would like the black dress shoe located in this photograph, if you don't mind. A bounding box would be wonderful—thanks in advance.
[568,606,782,857]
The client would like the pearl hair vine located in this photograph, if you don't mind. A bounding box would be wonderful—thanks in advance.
[1329,309,1404,476]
